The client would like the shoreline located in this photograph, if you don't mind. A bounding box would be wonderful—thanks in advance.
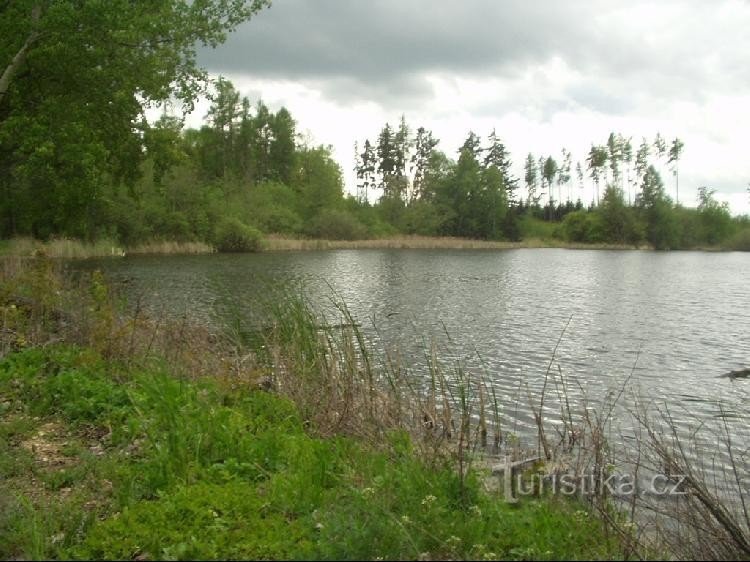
[261,235,648,252]
[6,235,745,259]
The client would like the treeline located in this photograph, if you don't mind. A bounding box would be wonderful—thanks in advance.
[1,75,376,251]
[2,69,748,249]
[352,121,750,249]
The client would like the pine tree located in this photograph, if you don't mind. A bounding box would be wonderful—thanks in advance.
[668,137,685,204]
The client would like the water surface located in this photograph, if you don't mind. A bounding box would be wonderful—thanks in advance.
[73,249,750,440]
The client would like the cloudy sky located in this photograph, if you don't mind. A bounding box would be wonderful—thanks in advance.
[189,0,750,214]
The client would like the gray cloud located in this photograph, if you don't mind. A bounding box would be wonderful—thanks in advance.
[192,0,750,208]
[198,0,750,109]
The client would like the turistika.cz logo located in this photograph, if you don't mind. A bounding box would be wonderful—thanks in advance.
[500,469,687,503]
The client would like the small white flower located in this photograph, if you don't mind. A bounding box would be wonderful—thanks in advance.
[421,494,437,506]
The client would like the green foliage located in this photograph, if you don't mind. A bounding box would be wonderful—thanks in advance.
[636,166,680,249]
[519,216,561,240]
[697,186,734,245]
[243,181,303,234]
[213,218,263,252]
[599,185,643,244]
[306,208,369,240]
[0,346,131,429]
[0,344,622,561]
[0,0,270,239]
[562,210,605,243]
[74,481,313,560]
[726,225,750,251]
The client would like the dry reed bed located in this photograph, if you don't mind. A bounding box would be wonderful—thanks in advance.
[2,235,646,258]
[0,237,215,259]
[262,235,644,251]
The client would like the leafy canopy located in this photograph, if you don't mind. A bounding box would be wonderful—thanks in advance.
[0,0,270,238]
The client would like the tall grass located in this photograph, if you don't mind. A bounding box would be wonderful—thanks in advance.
[0,237,216,259]
[262,234,642,251]
[125,240,214,255]
[0,237,124,259]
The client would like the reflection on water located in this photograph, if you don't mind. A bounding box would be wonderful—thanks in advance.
[73,248,750,441]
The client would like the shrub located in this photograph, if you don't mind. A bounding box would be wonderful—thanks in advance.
[306,209,368,240]
[213,219,263,252]
[562,211,605,243]
[726,227,750,251]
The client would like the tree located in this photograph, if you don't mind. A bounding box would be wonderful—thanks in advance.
[392,115,412,201]
[357,140,377,203]
[292,144,344,220]
[206,77,240,180]
[483,129,518,205]
[667,137,685,205]
[524,154,539,206]
[635,138,650,200]
[653,132,667,178]
[250,101,274,183]
[0,0,270,238]
[607,132,621,188]
[587,145,608,206]
[376,123,397,198]
[411,126,439,202]
[143,114,186,191]
[558,148,572,204]
[599,184,639,244]
[621,136,633,205]
[445,133,483,236]
[542,156,558,213]
[637,165,678,249]
[269,107,296,184]
[697,186,732,245]
[575,161,585,198]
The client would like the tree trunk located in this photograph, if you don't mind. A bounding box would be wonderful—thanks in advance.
[0,5,41,107]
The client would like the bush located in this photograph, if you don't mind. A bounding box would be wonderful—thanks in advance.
[562,211,606,243]
[213,219,263,252]
[726,227,750,251]
[245,182,303,235]
[306,209,368,240]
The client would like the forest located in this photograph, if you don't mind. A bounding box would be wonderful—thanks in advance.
[1,2,748,252]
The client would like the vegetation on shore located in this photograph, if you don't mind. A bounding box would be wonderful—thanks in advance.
[0,345,621,560]
[0,234,648,259]
[261,234,645,252]
[2,257,749,561]
[2,59,749,254]
[0,258,626,560]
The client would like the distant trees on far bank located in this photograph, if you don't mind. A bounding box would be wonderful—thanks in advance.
[353,118,748,250]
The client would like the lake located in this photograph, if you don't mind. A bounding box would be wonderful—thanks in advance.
[73,248,750,444]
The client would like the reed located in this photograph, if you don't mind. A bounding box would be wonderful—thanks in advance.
[0,237,125,259]
[125,240,215,255]
[262,234,645,251]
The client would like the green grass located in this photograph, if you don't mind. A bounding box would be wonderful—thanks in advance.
[0,345,622,560]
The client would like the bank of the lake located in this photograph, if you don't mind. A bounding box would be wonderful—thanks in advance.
[1,235,652,259]
[0,258,625,560]
[261,235,648,251]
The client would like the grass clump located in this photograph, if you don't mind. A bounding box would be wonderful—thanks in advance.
[0,345,621,560]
